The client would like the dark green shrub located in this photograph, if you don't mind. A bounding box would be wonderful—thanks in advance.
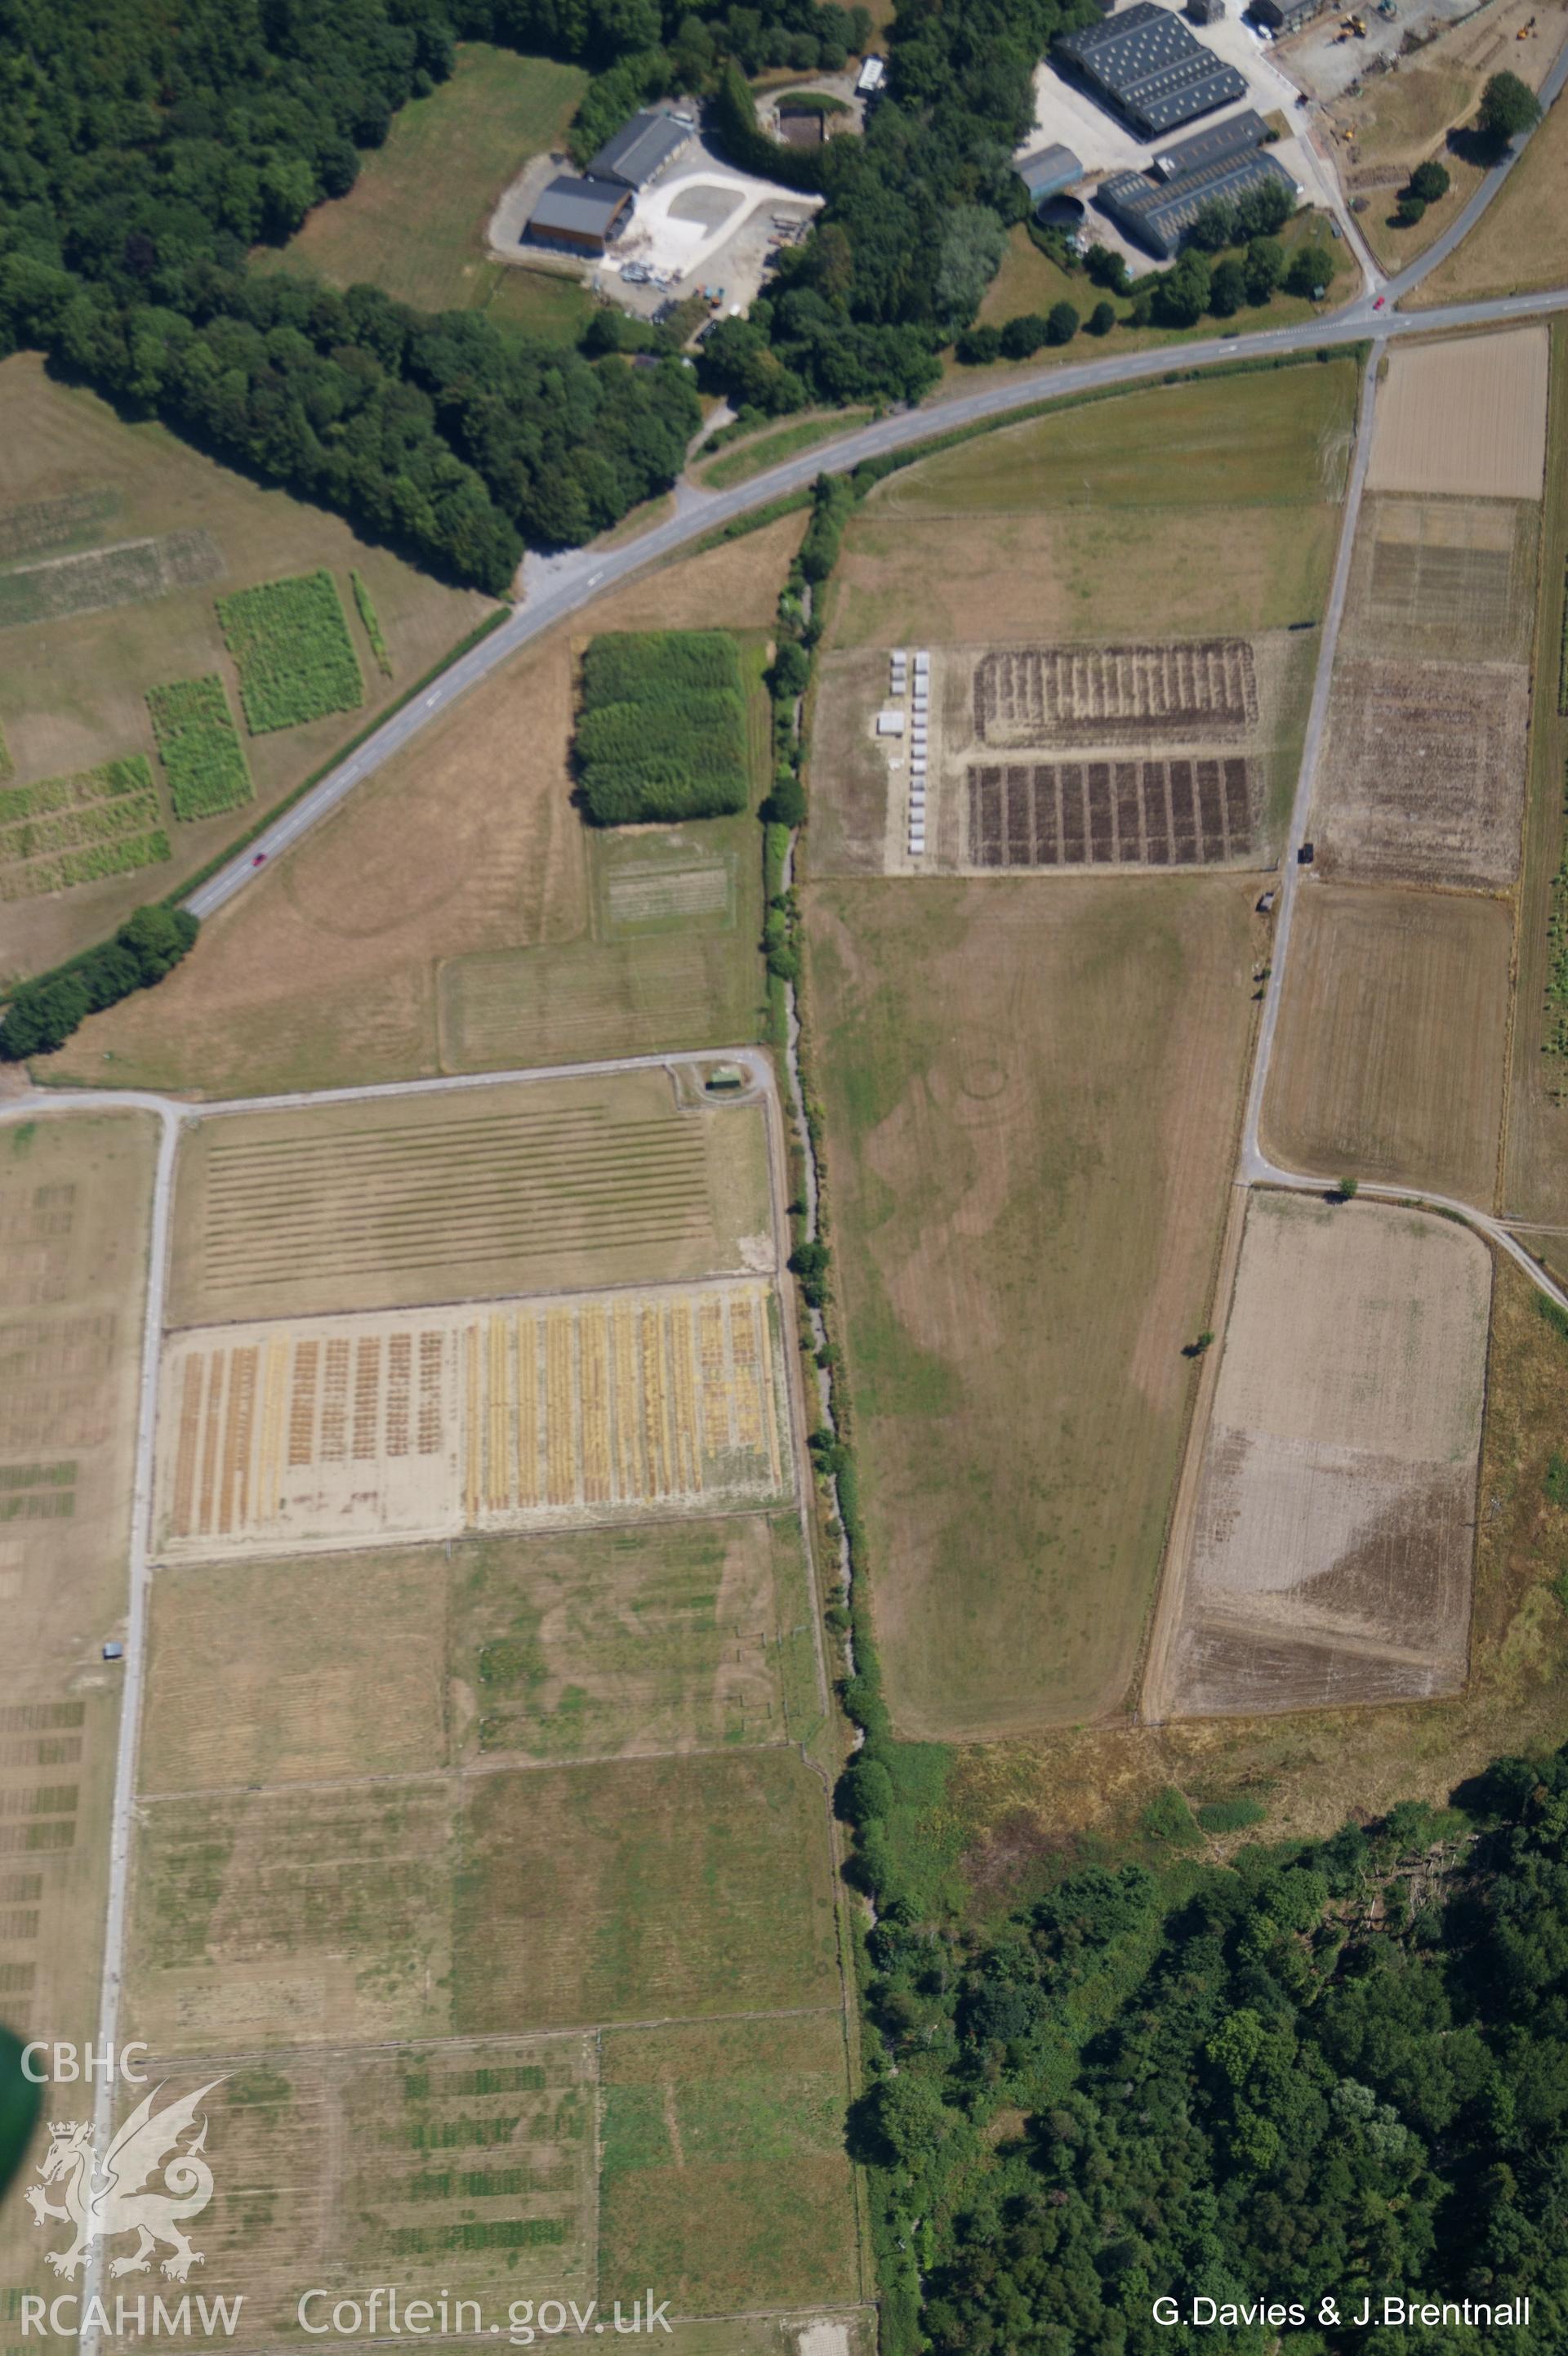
[1045,299,1080,345]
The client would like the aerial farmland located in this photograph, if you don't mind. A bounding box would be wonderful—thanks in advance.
[52,1055,869,2352]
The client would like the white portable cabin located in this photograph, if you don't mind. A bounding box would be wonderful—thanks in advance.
[875,710,906,737]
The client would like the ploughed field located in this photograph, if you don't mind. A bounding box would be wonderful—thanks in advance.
[1154,1194,1491,1719]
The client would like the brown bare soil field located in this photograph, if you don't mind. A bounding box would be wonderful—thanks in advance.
[453,1750,839,2030]
[1156,1193,1491,1718]
[127,1776,459,2050]
[1367,329,1548,499]
[167,1073,773,1325]
[0,1111,156,2303]
[599,2014,858,2315]
[54,519,804,1096]
[0,357,489,979]
[153,1280,788,1560]
[140,1551,450,1790]
[1346,494,1538,664]
[804,874,1259,1738]
[109,2035,599,2344]
[1263,881,1512,1203]
[973,640,1258,745]
[1312,654,1529,889]
[455,1515,817,1760]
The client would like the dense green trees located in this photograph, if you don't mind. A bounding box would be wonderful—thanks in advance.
[847,1749,1568,2354]
[1477,69,1542,148]
[0,907,198,1059]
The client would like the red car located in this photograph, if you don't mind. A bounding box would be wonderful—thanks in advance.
[1373,295,1386,310]
[252,851,268,867]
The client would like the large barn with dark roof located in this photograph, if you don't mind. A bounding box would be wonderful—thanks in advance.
[1053,2,1249,138]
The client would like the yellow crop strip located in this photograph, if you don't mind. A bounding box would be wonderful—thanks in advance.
[613,1300,643,1500]
[640,1305,670,1497]
[729,1289,764,1456]
[580,1307,612,1504]
[515,1310,539,1505]
[546,1309,576,1506]
[667,1296,702,1493]
[197,1348,226,1537]
[698,1295,730,1458]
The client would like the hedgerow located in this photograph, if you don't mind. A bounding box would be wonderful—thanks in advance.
[576,630,748,825]
[216,569,364,734]
[146,675,253,821]
[0,904,197,1054]
[351,571,392,678]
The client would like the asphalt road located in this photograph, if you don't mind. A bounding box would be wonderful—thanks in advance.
[185,62,1568,925]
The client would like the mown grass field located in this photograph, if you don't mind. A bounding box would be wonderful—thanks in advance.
[822,361,1357,654]
[0,356,490,980]
[599,2014,859,2314]
[1414,72,1568,305]
[454,1748,840,2030]
[56,517,806,1093]
[804,875,1261,1739]
[257,44,593,343]
[457,1516,821,1760]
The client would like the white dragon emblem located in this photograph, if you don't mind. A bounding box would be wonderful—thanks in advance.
[24,2080,223,2282]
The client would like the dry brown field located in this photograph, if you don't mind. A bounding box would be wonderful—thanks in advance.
[1366,329,1548,499]
[812,632,1311,877]
[167,1072,773,1325]
[52,519,804,1096]
[1345,494,1538,664]
[153,1280,788,1560]
[140,1551,451,1791]
[897,1259,1568,1910]
[1154,1193,1491,1719]
[127,1775,460,2051]
[1311,654,1529,889]
[0,1111,157,2309]
[1503,318,1568,1229]
[1414,51,1568,305]
[824,506,1341,656]
[1263,881,1512,1203]
[0,358,489,979]
[804,874,1259,1738]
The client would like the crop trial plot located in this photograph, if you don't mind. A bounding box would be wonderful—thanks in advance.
[116,2038,599,2343]
[973,640,1258,747]
[967,756,1254,867]
[154,1280,787,1560]
[1350,495,1537,662]
[1367,327,1548,501]
[1160,1193,1490,1719]
[813,633,1304,876]
[168,1071,773,1326]
[127,1777,457,2051]
[1312,654,1529,888]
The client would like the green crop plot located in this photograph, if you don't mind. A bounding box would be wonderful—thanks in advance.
[216,568,365,734]
[147,674,253,821]
[0,755,169,901]
[577,631,749,825]
[351,570,392,676]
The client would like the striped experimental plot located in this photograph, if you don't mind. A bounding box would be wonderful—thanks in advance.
[154,1281,786,1560]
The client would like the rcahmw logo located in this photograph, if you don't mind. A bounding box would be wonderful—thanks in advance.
[25,2077,225,2284]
